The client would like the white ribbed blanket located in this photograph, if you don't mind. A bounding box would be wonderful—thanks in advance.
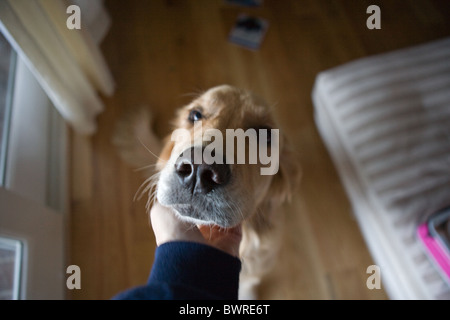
[313,37,450,300]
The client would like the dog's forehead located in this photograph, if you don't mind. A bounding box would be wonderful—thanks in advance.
[191,86,272,123]
[194,86,242,110]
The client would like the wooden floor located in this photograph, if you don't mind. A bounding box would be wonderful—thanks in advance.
[69,0,450,299]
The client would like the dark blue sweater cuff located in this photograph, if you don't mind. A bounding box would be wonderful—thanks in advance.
[149,241,241,300]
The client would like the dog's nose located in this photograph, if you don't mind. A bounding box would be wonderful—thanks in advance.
[175,146,230,195]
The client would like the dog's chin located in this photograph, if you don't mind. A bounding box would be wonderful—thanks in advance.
[157,199,240,228]
[171,204,218,226]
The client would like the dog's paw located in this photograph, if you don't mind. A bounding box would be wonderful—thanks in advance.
[112,106,161,171]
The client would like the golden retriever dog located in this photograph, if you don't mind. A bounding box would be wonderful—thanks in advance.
[113,85,300,299]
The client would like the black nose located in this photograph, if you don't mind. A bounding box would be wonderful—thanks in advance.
[175,146,231,195]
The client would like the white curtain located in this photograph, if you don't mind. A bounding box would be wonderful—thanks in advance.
[0,0,115,134]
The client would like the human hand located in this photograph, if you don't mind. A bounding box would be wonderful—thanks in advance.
[150,202,242,257]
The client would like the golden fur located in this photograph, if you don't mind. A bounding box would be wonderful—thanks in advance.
[113,85,301,299]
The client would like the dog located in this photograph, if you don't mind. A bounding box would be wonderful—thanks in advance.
[113,85,301,299]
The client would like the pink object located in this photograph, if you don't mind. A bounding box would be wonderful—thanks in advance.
[417,223,450,283]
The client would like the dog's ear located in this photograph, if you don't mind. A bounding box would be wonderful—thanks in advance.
[267,134,301,208]
[156,136,175,171]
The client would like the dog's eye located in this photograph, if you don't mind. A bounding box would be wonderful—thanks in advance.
[188,109,203,122]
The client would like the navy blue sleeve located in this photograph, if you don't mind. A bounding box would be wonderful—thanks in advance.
[112,241,241,300]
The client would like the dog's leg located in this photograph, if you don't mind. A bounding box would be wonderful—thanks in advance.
[238,212,283,300]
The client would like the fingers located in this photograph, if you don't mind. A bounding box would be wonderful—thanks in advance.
[198,225,242,257]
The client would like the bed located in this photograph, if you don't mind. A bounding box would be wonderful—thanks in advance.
[313,37,450,299]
